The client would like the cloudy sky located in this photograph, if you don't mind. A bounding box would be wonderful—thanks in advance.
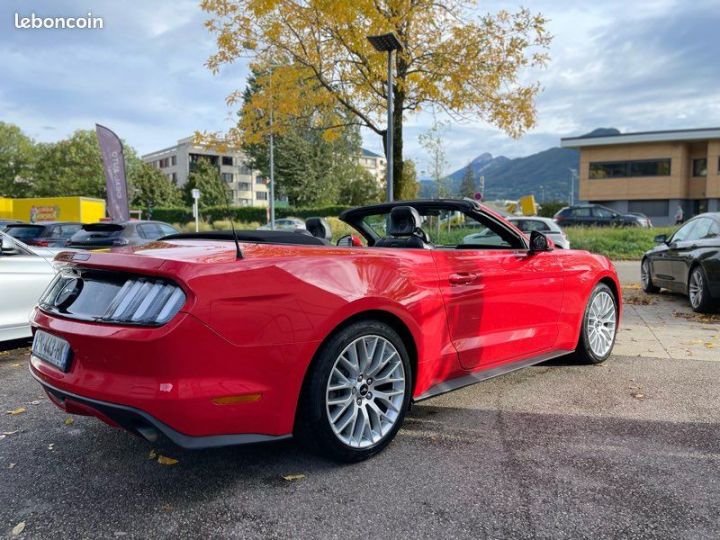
[2,0,720,174]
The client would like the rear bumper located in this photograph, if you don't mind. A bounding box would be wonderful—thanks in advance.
[29,308,318,440]
[31,368,291,449]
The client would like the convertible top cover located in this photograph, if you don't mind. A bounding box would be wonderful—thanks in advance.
[160,230,327,246]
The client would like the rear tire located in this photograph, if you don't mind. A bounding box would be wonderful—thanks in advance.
[688,265,714,313]
[574,283,618,364]
[296,320,412,463]
[641,258,660,293]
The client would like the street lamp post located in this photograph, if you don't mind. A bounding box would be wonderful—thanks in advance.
[191,188,201,233]
[367,32,403,202]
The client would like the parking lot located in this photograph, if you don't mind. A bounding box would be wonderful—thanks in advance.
[2,265,720,539]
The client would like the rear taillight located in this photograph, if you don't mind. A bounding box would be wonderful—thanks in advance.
[40,272,186,325]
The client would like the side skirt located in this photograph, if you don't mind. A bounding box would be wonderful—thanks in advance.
[413,349,574,402]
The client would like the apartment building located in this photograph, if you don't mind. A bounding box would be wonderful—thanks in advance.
[561,128,720,225]
[142,136,269,207]
[360,148,387,186]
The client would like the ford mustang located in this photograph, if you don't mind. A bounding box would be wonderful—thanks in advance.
[29,200,621,462]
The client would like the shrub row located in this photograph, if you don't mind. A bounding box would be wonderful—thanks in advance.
[151,205,353,224]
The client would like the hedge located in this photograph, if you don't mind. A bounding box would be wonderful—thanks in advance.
[151,205,353,224]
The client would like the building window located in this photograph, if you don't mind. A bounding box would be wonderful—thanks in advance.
[256,192,268,201]
[589,159,671,179]
[256,177,266,184]
[237,182,251,191]
[238,198,252,207]
[222,156,233,166]
[170,172,177,184]
[692,158,707,177]
[171,155,177,166]
[221,172,234,183]
[158,157,170,168]
[628,200,669,217]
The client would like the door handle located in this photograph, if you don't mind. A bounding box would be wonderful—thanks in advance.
[449,273,479,285]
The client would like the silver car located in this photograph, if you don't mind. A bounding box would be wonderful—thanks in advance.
[0,231,66,342]
[462,216,570,249]
[257,217,306,231]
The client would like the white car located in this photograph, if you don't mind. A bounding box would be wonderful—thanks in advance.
[463,216,570,249]
[0,232,67,342]
[257,217,306,231]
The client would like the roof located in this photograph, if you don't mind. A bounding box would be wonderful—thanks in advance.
[361,148,384,158]
[561,127,720,148]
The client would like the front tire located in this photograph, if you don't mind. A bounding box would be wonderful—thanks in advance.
[641,258,660,293]
[689,266,714,313]
[574,283,618,364]
[296,320,412,462]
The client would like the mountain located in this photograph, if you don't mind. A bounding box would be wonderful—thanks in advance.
[420,128,620,201]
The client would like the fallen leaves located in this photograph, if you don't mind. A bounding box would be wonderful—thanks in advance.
[148,449,179,466]
[48,443,54,451]
[11,522,25,536]
[8,463,16,469]
[282,474,305,482]
[64,417,74,426]
[6,408,26,416]
[673,311,720,324]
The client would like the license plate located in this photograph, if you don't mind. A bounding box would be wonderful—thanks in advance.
[32,330,72,372]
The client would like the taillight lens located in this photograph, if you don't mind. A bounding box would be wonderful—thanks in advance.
[40,272,186,325]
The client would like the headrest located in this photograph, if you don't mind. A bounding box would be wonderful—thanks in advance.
[305,217,332,241]
[387,206,422,237]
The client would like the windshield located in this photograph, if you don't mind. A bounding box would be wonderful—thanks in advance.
[5,225,44,240]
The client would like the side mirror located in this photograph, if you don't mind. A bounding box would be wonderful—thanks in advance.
[337,234,362,247]
[654,234,667,244]
[529,230,553,253]
[1,234,16,253]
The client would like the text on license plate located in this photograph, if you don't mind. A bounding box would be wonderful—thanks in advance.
[32,330,72,372]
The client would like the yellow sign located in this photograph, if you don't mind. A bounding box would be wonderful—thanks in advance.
[1,196,105,224]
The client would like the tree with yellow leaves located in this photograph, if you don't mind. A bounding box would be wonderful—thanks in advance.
[201,0,551,198]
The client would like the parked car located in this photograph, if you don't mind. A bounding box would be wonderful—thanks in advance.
[29,199,620,462]
[4,222,82,247]
[464,216,570,249]
[554,204,650,227]
[641,212,720,312]
[0,232,70,342]
[66,221,178,249]
[0,219,23,231]
[257,217,306,231]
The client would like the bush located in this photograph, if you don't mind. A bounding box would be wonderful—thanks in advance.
[152,207,193,223]
[565,226,675,260]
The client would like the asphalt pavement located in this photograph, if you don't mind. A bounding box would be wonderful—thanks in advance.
[2,326,720,538]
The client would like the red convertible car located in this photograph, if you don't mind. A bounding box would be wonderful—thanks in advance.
[29,200,620,462]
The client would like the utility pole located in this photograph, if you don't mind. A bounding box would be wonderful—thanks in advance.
[569,168,578,205]
[367,33,403,202]
[269,73,276,229]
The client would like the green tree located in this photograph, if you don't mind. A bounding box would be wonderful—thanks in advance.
[0,122,36,197]
[397,159,419,200]
[418,116,450,198]
[182,158,230,209]
[459,165,477,199]
[131,162,181,211]
[31,129,144,199]
[240,70,372,206]
[338,168,382,206]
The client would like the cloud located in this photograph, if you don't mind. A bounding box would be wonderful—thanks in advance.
[1,0,719,173]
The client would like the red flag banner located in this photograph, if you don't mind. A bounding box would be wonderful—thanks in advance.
[95,124,129,222]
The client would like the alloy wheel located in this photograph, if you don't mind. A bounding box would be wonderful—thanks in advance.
[325,335,406,449]
[586,291,617,358]
[689,269,703,308]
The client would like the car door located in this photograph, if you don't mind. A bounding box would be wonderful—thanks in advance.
[431,214,565,371]
[592,206,614,226]
[653,219,698,290]
[668,218,713,290]
[0,236,55,339]
[572,207,593,226]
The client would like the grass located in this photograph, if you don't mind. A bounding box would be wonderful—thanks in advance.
[565,226,675,260]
